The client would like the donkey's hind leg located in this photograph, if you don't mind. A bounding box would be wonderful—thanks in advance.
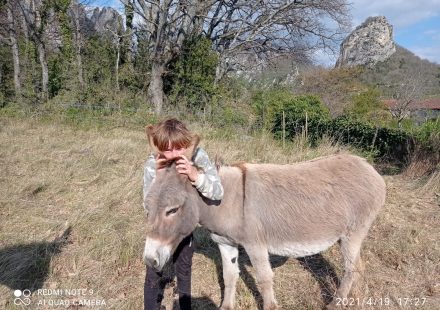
[218,242,240,310]
[245,245,277,310]
[327,229,367,309]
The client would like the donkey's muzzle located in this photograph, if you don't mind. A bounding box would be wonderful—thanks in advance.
[143,256,159,269]
[143,237,171,271]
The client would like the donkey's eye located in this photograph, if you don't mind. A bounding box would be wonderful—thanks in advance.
[166,207,180,216]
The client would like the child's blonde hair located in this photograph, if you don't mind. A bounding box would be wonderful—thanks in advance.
[146,118,194,152]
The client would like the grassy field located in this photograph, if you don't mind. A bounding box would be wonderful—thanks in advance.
[0,117,439,309]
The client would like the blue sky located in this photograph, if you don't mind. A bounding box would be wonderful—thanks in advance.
[91,0,440,65]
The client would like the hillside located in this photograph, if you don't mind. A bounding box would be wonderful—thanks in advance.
[331,15,439,101]
[360,45,440,97]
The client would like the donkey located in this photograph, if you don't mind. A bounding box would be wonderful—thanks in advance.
[142,142,386,310]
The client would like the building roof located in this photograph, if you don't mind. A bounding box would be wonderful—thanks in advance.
[383,98,440,110]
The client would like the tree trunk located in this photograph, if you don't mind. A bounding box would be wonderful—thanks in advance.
[18,0,30,85]
[76,45,84,89]
[33,0,48,100]
[123,0,134,64]
[115,40,120,91]
[20,5,30,41]
[7,2,21,97]
[37,40,49,99]
[148,63,165,114]
[215,56,229,85]
[73,3,84,90]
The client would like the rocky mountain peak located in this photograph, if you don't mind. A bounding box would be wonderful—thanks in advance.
[335,16,396,68]
[89,6,123,34]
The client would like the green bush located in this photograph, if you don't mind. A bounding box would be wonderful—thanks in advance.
[345,88,389,124]
[167,35,218,111]
[259,90,437,163]
[271,94,331,139]
[215,105,248,128]
[273,111,415,162]
[48,55,64,98]
[0,45,14,106]
[416,118,440,153]
[251,88,295,129]
[0,102,26,117]
[323,117,413,161]
[252,89,330,130]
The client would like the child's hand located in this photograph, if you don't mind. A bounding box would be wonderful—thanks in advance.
[176,155,199,182]
[156,154,167,170]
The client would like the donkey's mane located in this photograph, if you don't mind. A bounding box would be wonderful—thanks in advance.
[231,162,247,202]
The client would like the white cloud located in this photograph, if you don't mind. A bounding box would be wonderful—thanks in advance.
[350,0,440,28]
[410,46,440,64]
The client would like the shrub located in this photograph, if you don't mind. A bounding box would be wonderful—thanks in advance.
[416,118,440,153]
[214,105,249,128]
[345,88,389,124]
[252,89,330,131]
[167,35,219,111]
[274,113,415,162]
[272,94,331,139]
[324,117,413,161]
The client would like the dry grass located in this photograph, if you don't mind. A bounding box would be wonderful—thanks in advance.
[418,170,440,202]
[0,117,439,309]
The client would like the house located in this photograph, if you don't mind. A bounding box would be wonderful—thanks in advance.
[383,98,440,124]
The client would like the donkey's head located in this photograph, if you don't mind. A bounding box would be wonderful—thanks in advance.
[142,138,201,271]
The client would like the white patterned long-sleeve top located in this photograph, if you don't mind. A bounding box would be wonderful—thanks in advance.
[143,147,224,210]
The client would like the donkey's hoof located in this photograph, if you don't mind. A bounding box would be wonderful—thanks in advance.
[264,303,278,310]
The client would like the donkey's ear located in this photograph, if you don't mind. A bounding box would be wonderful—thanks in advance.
[145,124,158,153]
[183,134,200,160]
[214,155,224,172]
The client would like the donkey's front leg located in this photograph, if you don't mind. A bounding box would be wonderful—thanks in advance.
[245,245,277,310]
[218,242,240,310]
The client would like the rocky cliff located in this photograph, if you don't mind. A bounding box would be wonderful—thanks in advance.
[88,6,123,35]
[335,16,396,68]
[44,4,122,52]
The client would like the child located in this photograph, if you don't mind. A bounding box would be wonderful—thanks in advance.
[142,118,223,310]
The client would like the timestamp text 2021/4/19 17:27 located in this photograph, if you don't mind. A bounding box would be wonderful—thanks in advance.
[335,297,427,307]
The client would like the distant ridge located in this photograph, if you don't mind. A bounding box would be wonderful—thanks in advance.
[360,45,440,97]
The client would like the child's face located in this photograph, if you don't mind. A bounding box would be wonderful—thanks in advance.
[159,142,187,160]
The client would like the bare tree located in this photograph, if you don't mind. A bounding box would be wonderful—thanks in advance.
[33,0,49,99]
[107,26,134,91]
[390,70,425,126]
[133,0,205,114]
[17,0,49,100]
[71,1,85,90]
[122,0,135,64]
[205,0,350,82]
[5,1,22,97]
[133,0,350,114]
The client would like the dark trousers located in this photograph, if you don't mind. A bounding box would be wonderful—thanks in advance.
[144,234,194,310]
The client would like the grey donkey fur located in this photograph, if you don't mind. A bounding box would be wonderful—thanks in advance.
[143,145,386,310]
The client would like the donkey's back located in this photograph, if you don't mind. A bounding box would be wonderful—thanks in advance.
[214,154,385,309]
[240,154,386,256]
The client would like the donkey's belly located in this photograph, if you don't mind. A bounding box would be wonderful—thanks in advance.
[267,238,338,258]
